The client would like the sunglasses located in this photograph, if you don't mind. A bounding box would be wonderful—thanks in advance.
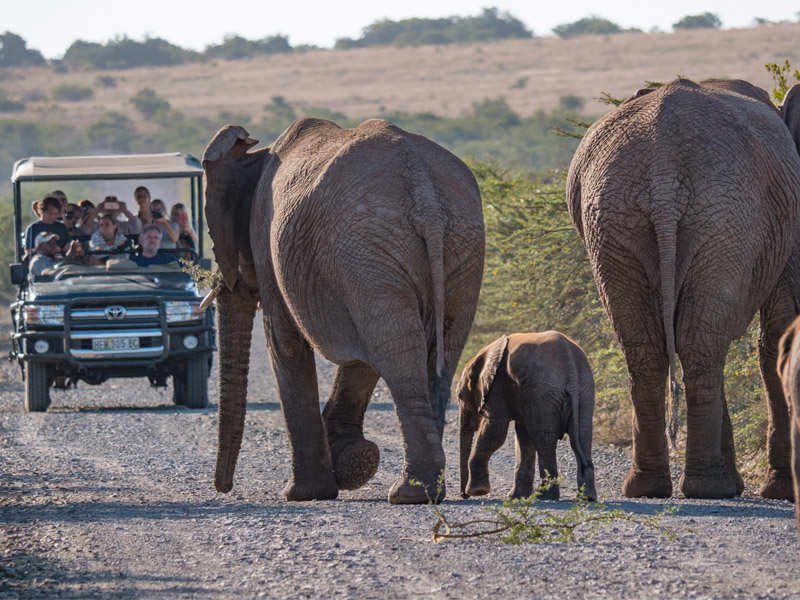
[64,211,76,219]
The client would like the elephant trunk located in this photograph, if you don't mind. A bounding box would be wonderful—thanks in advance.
[214,283,258,493]
[459,416,476,497]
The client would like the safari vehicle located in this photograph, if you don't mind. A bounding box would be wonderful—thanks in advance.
[8,153,216,411]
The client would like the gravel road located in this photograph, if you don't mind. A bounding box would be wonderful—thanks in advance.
[2,321,799,599]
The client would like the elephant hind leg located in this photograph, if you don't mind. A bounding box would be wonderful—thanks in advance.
[679,337,741,499]
[322,362,380,490]
[758,289,795,500]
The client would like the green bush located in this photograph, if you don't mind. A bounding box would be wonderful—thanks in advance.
[129,88,170,119]
[673,13,722,30]
[87,112,136,152]
[52,84,94,102]
[95,75,117,88]
[0,91,25,112]
[552,16,639,39]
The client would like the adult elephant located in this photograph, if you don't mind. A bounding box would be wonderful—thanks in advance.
[567,79,800,499]
[203,118,485,504]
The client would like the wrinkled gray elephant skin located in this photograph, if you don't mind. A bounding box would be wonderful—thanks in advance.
[777,317,800,534]
[457,331,596,501]
[203,118,485,504]
[567,78,800,500]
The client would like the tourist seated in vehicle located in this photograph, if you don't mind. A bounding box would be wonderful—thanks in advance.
[132,225,178,267]
[170,203,198,252]
[144,199,179,249]
[79,196,142,236]
[28,233,88,280]
[63,203,83,238]
[23,196,69,253]
[89,214,129,261]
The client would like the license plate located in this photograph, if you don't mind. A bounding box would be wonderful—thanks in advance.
[92,337,140,351]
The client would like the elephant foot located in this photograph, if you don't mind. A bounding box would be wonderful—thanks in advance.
[622,468,672,498]
[465,475,490,498]
[282,475,339,502]
[389,476,445,505]
[536,483,560,501]
[508,484,533,499]
[679,464,740,499]
[759,472,795,501]
[580,482,597,502]
[331,437,380,490]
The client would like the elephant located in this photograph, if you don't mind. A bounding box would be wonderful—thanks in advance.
[202,118,485,504]
[457,332,596,501]
[567,78,800,499]
[777,316,800,534]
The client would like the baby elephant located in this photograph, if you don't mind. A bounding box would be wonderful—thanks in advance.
[777,316,800,535]
[457,331,596,501]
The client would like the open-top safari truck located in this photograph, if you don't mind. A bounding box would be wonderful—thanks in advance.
[8,153,216,411]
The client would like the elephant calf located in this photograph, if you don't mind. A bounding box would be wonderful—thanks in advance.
[777,317,800,534]
[457,332,596,501]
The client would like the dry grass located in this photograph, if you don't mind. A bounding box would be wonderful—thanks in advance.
[2,24,800,128]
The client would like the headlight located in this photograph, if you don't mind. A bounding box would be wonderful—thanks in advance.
[165,301,203,323]
[23,304,65,326]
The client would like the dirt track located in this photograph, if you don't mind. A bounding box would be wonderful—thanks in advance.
[1,322,799,599]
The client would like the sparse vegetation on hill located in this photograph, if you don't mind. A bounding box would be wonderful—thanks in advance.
[334,7,531,49]
[552,16,640,39]
[204,34,294,60]
[673,12,722,30]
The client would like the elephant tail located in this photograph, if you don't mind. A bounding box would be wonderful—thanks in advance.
[425,216,448,428]
[408,149,448,427]
[655,214,681,448]
[568,349,592,475]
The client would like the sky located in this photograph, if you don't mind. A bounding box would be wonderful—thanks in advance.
[5,1,800,59]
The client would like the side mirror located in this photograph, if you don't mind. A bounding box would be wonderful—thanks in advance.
[199,258,212,271]
[9,263,27,285]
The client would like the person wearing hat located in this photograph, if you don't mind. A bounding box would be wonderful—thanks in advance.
[29,232,90,279]
[23,196,69,253]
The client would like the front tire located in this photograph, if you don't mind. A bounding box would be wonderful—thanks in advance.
[25,362,51,412]
[173,354,209,409]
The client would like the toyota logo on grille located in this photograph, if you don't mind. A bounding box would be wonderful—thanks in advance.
[104,305,127,320]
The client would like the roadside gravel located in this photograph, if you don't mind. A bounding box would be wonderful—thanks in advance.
[1,322,799,599]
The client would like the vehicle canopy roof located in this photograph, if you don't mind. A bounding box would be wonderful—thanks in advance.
[11,153,202,183]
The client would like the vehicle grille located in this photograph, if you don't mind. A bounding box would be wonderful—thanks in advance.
[68,302,163,359]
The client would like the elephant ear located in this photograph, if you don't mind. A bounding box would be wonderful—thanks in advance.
[778,317,800,385]
[477,335,509,415]
[203,125,259,164]
[202,125,265,292]
[781,84,800,156]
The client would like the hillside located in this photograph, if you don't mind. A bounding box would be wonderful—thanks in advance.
[2,23,800,130]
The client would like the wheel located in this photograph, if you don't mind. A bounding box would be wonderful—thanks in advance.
[25,362,51,412]
[172,376,186,406]
[173,354,209,409]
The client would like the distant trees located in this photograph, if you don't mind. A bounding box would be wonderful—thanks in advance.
[673,13,722,30]
[204,34,292,60]
[334,7,532,49]
[0,31,45,67]
[63,37,197,70]
[129,88,170,119]
[552,16,641,38]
